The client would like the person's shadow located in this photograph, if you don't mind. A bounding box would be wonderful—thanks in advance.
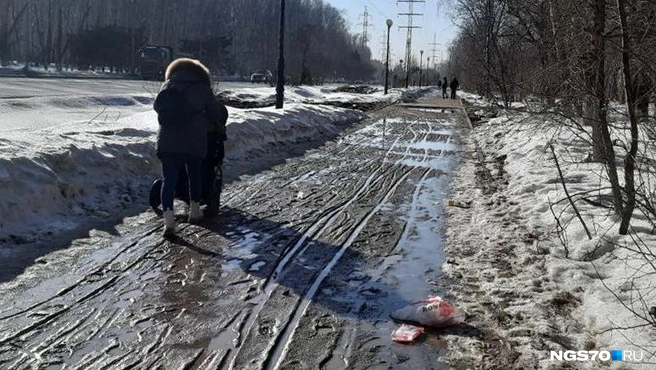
[166,205,482,342]
[168,205,405,321]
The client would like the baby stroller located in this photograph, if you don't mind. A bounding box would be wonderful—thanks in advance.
[149,155,223,218]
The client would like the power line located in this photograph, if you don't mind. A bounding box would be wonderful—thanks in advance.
[398,0,425,88]
[363,0,389,18]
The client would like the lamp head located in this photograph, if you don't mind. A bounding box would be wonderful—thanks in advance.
[386,19,393,28]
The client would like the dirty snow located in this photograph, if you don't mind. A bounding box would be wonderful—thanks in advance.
[0,87,368,244]
[219,85,403,106]
[442,94,656,369]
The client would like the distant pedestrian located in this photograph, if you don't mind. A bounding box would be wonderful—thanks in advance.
[437,79,442,89]
[442,77,448,98]
[450,77,459,99]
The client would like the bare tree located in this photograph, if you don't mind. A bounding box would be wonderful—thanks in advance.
[4,0,377,82]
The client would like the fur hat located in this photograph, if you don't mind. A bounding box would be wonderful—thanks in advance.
[165,58,211,83]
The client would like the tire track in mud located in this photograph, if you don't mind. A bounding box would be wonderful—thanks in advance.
[262,114,457,370]
[225,159,414,368]
[193,115,444,369]
[0,222,183,369]
[221,120,418,212]
[0,225,164,322]
[221,134,374,208]
[167,120,416,369]
[265,169,419,370]
[224,117,445,370]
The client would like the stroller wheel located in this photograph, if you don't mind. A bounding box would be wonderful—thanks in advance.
[205,184,221,217]
[150,178,163,217]
[205,168,222,217]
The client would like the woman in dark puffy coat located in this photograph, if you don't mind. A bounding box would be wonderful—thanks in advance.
[155,58,225,237]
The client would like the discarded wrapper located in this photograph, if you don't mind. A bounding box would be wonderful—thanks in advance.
[392,324,425,343]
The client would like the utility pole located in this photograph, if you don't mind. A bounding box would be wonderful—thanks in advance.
[275,0,285,109]
[419,49,424,87]
[398,0,424,88]
[358,6,372,48]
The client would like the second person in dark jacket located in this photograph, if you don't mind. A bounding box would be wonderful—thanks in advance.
[450,77,459,99]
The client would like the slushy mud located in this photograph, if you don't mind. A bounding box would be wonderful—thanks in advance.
[0,104,465,369]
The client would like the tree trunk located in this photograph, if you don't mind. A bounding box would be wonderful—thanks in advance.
[55,5,62,71]
[635,76,650,122]
[44,0,52,70]
[0,6,8,65]
[617,0,639,234]
[1,1,28,66]
[484,0,494,99]
[589,0,624,215]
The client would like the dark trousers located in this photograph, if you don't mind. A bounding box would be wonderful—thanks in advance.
[442,88,448,98]
[160,153,202,211]
[451,89,457,99]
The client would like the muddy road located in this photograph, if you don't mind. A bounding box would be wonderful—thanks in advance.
[0,102,465,369]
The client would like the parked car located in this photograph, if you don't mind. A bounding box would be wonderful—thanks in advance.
[137,45,173,80]
[250,69,273,84]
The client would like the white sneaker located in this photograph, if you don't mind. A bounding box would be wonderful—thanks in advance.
[163,210,176,237]
[188,201,203,224]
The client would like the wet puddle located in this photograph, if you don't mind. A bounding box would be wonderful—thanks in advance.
[366,114,457,303]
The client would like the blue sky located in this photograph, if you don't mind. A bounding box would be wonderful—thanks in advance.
[324,0,459,67]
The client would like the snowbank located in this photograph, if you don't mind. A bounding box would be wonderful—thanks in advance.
[0,103,365,244]
[218,85,431,108]
[225,104,365,160]
[442,96,656,368]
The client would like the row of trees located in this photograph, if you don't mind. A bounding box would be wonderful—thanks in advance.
[0,0,376,82]
[448,0,656,235]
[449,0,655,109]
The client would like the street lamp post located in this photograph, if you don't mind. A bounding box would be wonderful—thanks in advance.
[384,19,393,95]
[275,0,286,109]
[419,50,424,88]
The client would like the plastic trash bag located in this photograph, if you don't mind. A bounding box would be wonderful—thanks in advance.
[391,296,464,327]
[392,324,425,343]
